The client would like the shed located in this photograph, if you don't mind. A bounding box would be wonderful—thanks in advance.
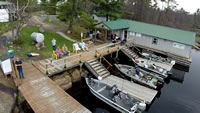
[97,19,196,59]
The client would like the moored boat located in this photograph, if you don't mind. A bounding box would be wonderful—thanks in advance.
[141,52,176,66]
[132,58,170,78]
[115,64,164,89]
[85,77,146,113]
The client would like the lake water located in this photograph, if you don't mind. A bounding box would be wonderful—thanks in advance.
[67,49,200,113]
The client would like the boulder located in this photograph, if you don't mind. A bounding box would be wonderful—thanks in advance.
[53,74,72,90]
[60,83,72,90]
[69,69,81,83]
[39,27,45,33]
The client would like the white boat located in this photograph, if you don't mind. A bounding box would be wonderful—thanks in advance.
[85,77,146,113]
[115,64,164,89]
[132,58,170,78]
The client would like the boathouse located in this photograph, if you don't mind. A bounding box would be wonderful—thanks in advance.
[96,19,196,59]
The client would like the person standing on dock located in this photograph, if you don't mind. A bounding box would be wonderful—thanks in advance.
[52,38,56,50]
[15,58,24,79]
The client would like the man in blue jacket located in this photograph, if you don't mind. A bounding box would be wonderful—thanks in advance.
[15,58,24,79]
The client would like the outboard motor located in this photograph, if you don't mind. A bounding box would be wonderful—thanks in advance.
[138,101,146,112]
[171,60,176,65]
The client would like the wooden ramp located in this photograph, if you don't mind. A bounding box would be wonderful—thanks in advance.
[17,63,91,113]
[102,75,157,104]
[121,47,139,59]
[85,59,111,79]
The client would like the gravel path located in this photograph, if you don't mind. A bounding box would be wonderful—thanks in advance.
[56,32,76,42]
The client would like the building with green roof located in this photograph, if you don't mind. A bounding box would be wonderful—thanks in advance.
[99,19,196,58]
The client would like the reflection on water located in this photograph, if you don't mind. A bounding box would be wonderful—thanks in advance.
[68,49,200,113]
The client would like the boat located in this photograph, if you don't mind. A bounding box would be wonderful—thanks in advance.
[115,64,163,89]
[132,58,170,78]
[141,52,175,66]
[85,77,146,113]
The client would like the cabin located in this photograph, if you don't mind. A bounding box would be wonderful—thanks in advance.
[95,19,196,59]
[0,1,15,22]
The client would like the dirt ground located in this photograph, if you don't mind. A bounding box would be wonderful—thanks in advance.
[0,70,17,113]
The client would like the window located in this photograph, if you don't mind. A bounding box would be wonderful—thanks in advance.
[130,32,135,36]
[136,33,142,37]
[173,43,185,49]
[152,38,158,45]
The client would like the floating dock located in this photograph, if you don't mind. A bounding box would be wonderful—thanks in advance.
[13,63,91,113]
[132,44,192,66]
[102,75,158,104]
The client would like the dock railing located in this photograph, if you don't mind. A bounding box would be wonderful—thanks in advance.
[95,42,121,56]
[44,54,82,75]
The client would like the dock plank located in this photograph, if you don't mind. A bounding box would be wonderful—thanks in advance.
[17,63,91,113]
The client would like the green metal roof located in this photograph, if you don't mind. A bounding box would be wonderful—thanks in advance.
[103,19,196,46]
[104,20,129,30]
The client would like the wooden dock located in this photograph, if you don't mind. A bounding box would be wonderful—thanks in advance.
[102,75,158,104]
[37,43,121,76]
[85,59,111,79]
[14,63,91,113]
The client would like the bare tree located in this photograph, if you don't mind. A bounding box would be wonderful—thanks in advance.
[6,0,33,39]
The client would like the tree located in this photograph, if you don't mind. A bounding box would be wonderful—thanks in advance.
[58,0,81,33]
[94,0,124,21]
[6,0,37,39]
[194,9,200,28]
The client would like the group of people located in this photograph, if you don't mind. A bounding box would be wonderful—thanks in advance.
[73,40,88,53]
[52,38,70,59]
[52,38,89,59]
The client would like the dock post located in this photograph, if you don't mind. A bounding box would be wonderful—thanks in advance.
[80,54,82,63]
[100,56,102,64]
[115,50,119,59]
[80,62,83,77]
[45,64,49,75]
[64,59,66,69]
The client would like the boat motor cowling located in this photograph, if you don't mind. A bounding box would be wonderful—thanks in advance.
[138,101,146,111]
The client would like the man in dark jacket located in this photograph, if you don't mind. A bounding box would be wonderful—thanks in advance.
[15,58,24,79]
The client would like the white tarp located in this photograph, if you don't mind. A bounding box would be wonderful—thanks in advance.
[0,59,12,75]
[0,9,9,22]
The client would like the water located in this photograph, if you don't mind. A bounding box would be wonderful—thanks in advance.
[145,49,200,113]
[68,49,200,113]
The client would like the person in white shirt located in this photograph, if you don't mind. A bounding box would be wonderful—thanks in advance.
[52,38,56,50]
[73,41,81,53]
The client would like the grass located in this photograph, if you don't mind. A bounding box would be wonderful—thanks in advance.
[43,15,87,41]
[12,26,73,60]
[0,22,16,36]
[65,24,87,42]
